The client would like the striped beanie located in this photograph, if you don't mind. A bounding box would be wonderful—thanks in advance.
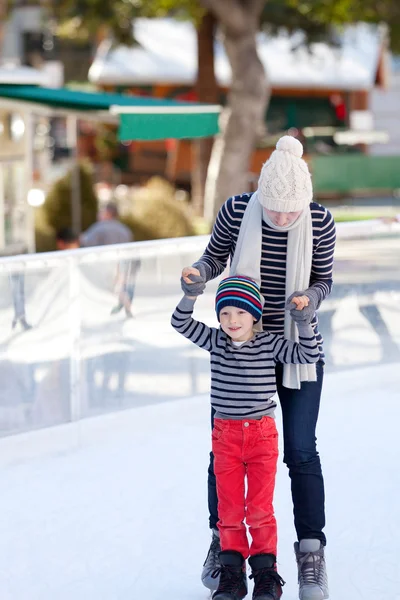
[215,276,263,322]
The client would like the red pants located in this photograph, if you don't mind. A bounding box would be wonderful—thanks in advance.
[212,416,278,559]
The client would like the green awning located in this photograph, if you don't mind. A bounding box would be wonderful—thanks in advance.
[112,105,220,141]
[0,85,220,140]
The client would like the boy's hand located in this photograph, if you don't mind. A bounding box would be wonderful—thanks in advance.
[181,264,207,296]
[290,295,309,310]
[286,290,315,325]
[182,266,200,283]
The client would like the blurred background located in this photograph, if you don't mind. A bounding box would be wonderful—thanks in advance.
[0,3,399,599]
[0,1,400,253]
[0,0,398,432]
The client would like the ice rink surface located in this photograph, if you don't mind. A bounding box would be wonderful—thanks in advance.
[0,362,399,600]
[0,232,399,599]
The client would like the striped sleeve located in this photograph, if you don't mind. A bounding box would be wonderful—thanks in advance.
[269,323,320,364]
[171,296,214,352]
[308,206,336,307]
[194,197,237,280]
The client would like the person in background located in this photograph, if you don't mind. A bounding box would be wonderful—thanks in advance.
[56,227,80,250]
[80,202,132,247]
[10,272,31,331]
[80,202,136,318]
[3,244,31,332]
[110,258,140,319]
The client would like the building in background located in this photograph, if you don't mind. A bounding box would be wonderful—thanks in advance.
[1,13,398,215]
[88,18,390,185]
[0,64,50,253]
[371,56,400,155]
[1,3,92,85]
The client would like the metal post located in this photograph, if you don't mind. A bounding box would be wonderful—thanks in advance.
[67,115,82,235]
[24,112,36,253]
[0,165,5,249]
[68,254,81,421]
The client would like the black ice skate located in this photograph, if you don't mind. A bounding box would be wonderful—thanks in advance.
[248,553,285,600]
[212,550,247,600]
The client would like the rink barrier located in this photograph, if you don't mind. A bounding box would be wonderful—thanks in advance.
[0,221,398,443]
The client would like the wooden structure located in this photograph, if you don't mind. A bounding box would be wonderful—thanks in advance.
[89,19,389,188]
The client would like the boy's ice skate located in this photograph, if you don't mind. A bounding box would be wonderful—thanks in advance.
[249,553,285,600]
[202,528,221,590]
[295,539,329,600]
[211,550,247,600]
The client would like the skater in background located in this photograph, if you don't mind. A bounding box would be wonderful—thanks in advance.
[172,275,319,600]
[80,202,132,247]
[80,202,136,319]
[56,227,80,250]
[181,135,335,600]
[110,258,140,319]
[9,272,31,331]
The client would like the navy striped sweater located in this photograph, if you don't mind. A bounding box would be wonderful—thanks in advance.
[196,194,336,358]
[171,296,319,419]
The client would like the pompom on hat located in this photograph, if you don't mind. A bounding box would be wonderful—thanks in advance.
[257,135,313,213]
[215,275,263,323]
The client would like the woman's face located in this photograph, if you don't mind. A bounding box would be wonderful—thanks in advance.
[264,209,302,227]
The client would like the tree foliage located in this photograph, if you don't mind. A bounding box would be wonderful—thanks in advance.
[289,0,400,26]
[43,160,98,231]
[45,0,204,43]
[279,0,400,51]
[6,0,400,49]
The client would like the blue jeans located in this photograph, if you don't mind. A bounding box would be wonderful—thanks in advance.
[207,361,326,545]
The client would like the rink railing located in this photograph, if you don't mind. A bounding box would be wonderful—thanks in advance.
[0,223,399,438]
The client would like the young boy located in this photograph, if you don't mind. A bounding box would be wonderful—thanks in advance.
[171,275,319,600]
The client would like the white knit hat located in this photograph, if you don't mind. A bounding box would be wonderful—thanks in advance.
[257,135,313,212]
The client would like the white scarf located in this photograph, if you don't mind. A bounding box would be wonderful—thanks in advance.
[230,191,316,389]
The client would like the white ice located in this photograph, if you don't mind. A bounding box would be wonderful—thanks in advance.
[0,362,399,600]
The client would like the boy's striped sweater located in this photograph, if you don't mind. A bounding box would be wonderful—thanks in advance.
[195,194,336,360]
[171,296,319,419]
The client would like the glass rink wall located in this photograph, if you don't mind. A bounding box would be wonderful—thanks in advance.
[0,230,399,437]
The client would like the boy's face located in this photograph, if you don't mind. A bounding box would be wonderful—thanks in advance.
[219,306,256,342]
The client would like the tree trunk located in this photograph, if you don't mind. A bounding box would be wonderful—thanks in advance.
[202,1,269,222]
[191,11,218,216]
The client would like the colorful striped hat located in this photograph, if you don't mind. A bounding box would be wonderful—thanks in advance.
[215,276,263,322]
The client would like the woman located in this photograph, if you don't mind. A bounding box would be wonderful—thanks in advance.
[181,135,335,600]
